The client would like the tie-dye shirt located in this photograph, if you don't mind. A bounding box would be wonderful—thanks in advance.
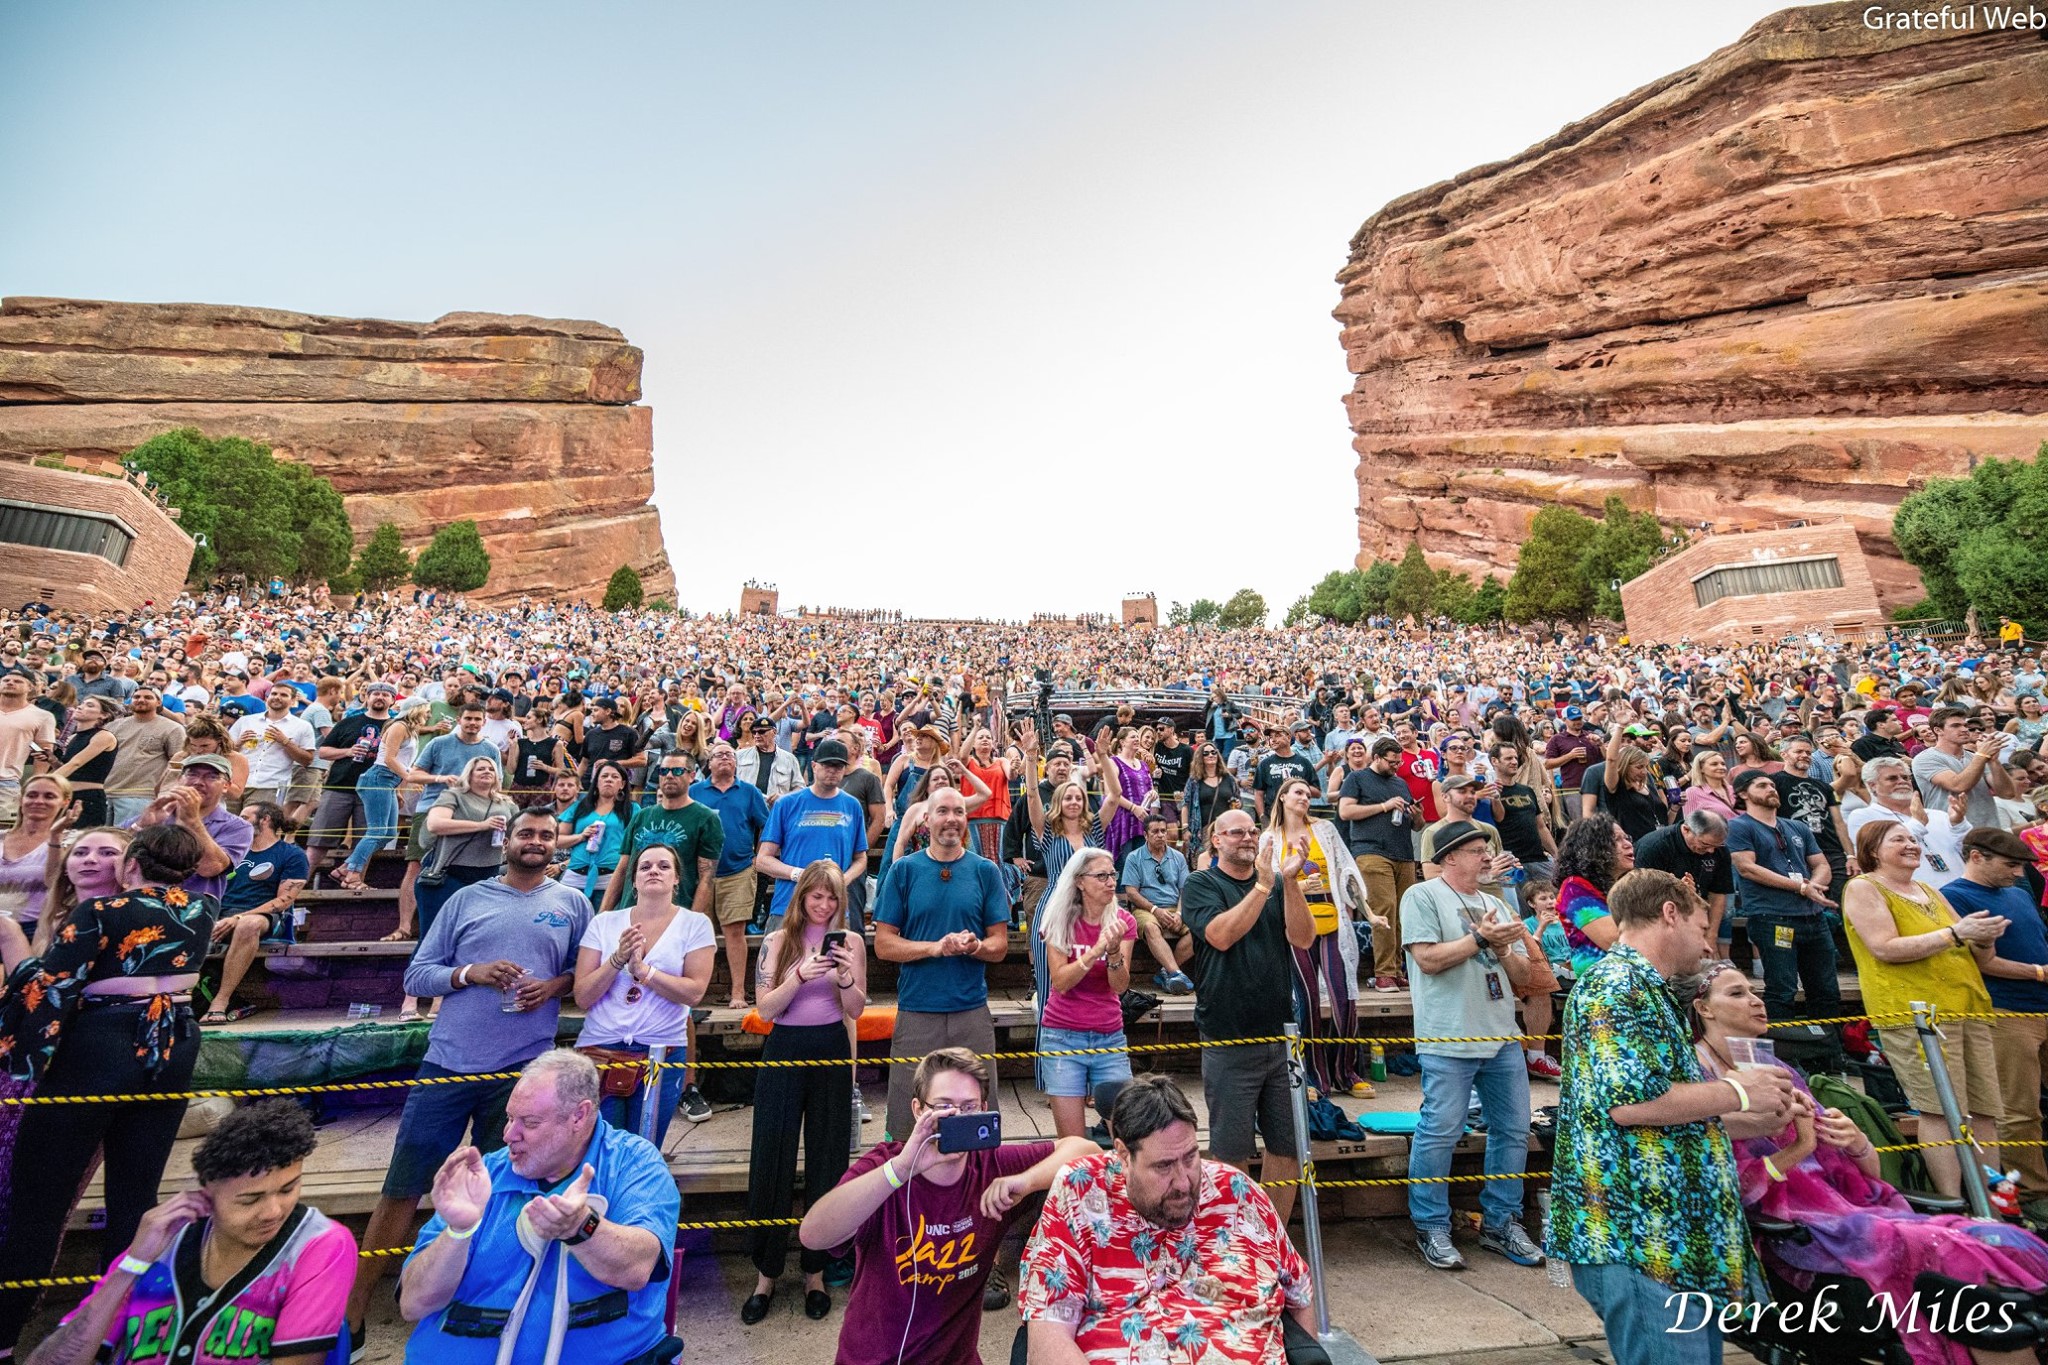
[1018,1151,1311,1365]
[62,1204,355,1363]
[1546,943,1755,1303]
[1556,875,1613,978]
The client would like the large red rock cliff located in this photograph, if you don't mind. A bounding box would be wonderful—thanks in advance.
[1335,2,2048,605]
[0,298,673,603]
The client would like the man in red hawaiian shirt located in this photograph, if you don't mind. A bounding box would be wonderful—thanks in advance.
[1019,1076,1315,1365]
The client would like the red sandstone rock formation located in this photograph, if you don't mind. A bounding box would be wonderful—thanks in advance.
[1335,2,2048,606]
[0,298,672,603]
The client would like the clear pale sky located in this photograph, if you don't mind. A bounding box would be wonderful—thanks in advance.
[1,1,1791,619]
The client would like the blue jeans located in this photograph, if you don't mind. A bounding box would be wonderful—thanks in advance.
[594,1042,688,1148]
[1745,911,1841,1022]
[343,766,402,874]
[1570,1261,1724,1365]
[109,795,151,827]
[1409,1042,1529,1233]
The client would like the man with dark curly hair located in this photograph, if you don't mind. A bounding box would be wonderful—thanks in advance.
[29,1100,358,1365]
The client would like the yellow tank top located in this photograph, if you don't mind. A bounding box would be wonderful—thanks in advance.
[1301,831,1338,935]
[1842,874,1992,1023]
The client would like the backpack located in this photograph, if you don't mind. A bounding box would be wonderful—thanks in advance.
[1808,1071,1931,1195]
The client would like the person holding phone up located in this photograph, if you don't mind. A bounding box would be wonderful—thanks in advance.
[740,861,866,1325]
[798,1048,1095,1365]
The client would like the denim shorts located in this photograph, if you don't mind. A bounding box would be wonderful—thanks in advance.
[1035,1025,1132,1098]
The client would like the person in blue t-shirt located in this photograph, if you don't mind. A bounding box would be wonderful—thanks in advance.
[1725,770,1838,1022]
[871,786,1009,1143]
[205,801,310,1022]
[753,738,868,932]
[1945,826,2048,1216]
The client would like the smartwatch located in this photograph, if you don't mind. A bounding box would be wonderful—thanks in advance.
[564,1208,602,1246]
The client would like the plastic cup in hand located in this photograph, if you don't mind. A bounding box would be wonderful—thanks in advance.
[1726,1037,1776,1070]
[500,971,529,1013]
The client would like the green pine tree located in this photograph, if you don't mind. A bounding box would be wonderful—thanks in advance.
[353,522,413,592]
[411,520,492,593]
[602,564,645,611]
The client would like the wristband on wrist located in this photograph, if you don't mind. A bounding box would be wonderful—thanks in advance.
[1254,882,1274,895]
[881,1158,905,1190]
[443,1221,478,1242]
[1762,1154,1786,1183]
[455,964,471,988]
[1950,925,1964,948]
[116,1253,154,1277]
[1724,1074,1751,1113]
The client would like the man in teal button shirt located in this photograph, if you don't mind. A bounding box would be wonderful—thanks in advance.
[399,1050,680,1365]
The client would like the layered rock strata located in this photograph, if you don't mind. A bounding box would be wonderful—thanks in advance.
[1335,2,2048,604]
[0,298,672,602]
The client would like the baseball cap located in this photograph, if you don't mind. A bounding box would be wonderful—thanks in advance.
[812,738,851,766]
[1563,706,1584,721]
[1440,773,1479,791]
[181,753,232,775]
[365,680,397,696]
[1421,820,1491,861]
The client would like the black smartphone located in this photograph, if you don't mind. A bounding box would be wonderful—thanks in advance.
[936,1110,1002,1154]
[821,929,850,954]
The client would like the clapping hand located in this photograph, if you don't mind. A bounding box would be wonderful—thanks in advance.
[1278,837,1308,880]
[609,925,648,971]
[1954,910,2010,944]
[432,1146,493,1234]
[523,1163,596,1242]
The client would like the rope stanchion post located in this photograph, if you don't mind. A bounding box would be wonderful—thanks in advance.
[1912,999,1995,1220]
[639,1044,668,1146]
[1282,1024,1331,1339]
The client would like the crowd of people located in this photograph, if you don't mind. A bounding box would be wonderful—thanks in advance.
[7,585,2048,1361]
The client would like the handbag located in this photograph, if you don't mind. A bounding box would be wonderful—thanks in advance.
[574,1045,647,1099]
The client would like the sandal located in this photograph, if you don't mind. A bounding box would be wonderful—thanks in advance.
[201,1011,230,1026]
[395,1008,421,1024]
[379,927,416,943]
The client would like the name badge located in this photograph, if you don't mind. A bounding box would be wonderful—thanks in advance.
[1775,925,1796,949]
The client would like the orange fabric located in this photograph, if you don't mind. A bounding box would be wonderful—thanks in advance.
[741,1005,896,1040]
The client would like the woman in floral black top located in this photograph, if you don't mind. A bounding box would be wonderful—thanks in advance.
[0,823,218,1354]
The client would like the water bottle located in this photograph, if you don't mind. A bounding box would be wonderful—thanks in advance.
[1369,1044,1387,1083]
[1538,1189,1570,1287]
[346,1002,384,1020]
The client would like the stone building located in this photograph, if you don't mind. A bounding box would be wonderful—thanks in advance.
[0,459,195,612]
[1618,521,1880,645]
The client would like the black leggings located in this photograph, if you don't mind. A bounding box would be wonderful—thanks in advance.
[745,1022,852,1280]
[0,1000,199,1350]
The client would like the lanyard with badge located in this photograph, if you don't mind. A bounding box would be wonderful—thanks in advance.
[1451,891,1506,1002]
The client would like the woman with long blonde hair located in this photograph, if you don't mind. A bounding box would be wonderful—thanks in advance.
[1034,845,1136,1137]
[742,860,864,1323]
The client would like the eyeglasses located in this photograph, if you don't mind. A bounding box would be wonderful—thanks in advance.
[1080,871,1117,882]
[1215,827,1258,839]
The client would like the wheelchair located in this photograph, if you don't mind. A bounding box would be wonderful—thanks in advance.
[1732,1200,2048,1364]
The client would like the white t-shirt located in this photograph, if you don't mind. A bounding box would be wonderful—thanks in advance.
[1846,804,1965,889]
[230,712,316,788]
[578,907,715,1047]
[480,716,519,757]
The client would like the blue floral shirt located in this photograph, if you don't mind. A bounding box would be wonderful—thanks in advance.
[1546,944,1756,1302]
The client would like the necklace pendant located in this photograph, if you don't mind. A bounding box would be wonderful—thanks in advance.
[939,866,952,882]
[625,986,643,1004]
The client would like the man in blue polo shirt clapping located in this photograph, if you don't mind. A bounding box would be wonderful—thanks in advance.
[399,1049,680,1365]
